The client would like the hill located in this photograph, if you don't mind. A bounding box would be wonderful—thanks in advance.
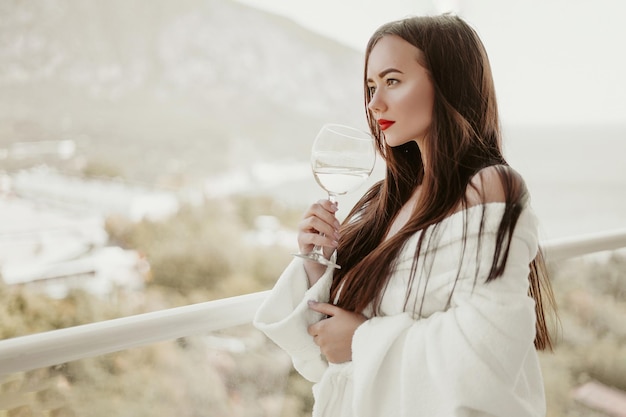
[0,0,365,183]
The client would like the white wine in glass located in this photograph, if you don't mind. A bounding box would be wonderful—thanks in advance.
[293,123,376,269]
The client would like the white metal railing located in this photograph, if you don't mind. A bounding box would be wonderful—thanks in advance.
[1,227,626,375]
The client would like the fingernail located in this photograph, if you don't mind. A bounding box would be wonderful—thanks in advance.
[307,299,318,306]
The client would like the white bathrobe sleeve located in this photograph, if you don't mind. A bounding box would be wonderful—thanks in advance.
[253,257,334,382]
[351,207,545,417]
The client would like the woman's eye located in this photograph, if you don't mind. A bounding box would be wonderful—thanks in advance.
[386,78,399,86]
[368,86,376,95]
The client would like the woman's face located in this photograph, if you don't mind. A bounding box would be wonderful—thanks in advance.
[366,35,435,148]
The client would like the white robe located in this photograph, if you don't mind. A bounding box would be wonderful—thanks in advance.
[254,203,546,417]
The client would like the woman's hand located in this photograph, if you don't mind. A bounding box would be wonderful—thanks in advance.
[297,199,341,286]
[307,301,367,364]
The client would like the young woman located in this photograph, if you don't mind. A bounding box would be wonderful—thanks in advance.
[254,14,557,417]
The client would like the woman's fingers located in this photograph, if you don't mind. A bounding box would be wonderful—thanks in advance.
[307,301,368,363]
[305,200,340,228]
[307,300,341,318]
[297,200,341,252]
[299,215,339,241]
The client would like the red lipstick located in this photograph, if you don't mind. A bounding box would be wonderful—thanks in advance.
[378,119,395,131]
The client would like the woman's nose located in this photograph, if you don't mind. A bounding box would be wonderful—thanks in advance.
[367,92,386,114]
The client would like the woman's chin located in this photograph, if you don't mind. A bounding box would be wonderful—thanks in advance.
[386,137,414,148]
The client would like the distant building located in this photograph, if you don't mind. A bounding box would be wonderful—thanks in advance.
[0,140,76,160]
[0,172,11,195]
[204,161,310,198]
[0,196,149,299]
[572,380,626,417]
[2,246,149,299]
[11,165,179,222]
[243,215,297,248]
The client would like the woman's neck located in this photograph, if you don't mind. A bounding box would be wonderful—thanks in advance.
[384,186,422,242]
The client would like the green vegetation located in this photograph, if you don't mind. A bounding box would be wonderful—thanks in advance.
[80,160,125,180]
[1,195,306,416]
[105,196,298,301]
[1,197,624,416]
[540,253,626,417]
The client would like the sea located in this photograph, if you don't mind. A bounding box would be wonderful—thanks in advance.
[252,124,626,243]
[503,124,626,241]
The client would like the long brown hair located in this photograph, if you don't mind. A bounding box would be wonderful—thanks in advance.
[330,15,557,350]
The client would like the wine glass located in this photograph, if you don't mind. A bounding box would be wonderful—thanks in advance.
[293,123,376,269]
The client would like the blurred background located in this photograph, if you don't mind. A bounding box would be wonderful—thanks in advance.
[0,0,625,416]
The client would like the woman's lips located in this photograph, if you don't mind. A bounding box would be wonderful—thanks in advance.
[378,119,395,130]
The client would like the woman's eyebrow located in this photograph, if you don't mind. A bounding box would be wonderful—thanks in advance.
[366,68,404,82]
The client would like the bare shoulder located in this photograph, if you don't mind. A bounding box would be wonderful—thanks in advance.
[465,165,525,207]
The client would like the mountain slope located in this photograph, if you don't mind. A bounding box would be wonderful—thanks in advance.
[0,0,365,182]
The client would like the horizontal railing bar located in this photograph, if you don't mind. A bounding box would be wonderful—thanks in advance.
[0,290,270,375]
[542,227,626,261]
[1,227,625,375]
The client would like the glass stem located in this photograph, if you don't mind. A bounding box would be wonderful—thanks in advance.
[310,193,337,257]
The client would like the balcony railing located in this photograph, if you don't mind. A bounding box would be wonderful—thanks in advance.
[1,227,625,376]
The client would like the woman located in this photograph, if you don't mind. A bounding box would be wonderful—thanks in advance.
[254,14,557,417]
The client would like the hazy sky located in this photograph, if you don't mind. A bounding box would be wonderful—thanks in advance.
[234,0,626,126]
